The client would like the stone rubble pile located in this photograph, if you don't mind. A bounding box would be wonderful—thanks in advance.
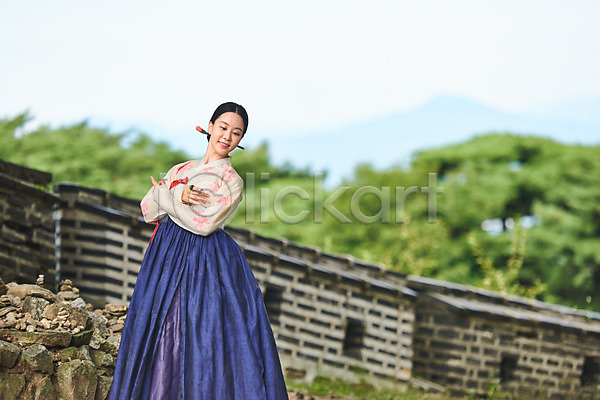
[0,276,348,400]
[0,275,128,400]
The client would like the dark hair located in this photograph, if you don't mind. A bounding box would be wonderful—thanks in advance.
[210,102,249,135]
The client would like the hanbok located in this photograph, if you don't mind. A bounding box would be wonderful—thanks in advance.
[108,157,288,399]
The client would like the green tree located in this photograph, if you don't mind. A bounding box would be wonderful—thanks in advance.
[3,112,599,311]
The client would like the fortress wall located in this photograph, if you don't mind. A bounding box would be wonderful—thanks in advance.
[226,226,408,287]
[51,182,418,387]
[413,293,600,399]
[2,163,600,397]
[242,244,416,386]
[0,160,58,287]
[55,183,153,306]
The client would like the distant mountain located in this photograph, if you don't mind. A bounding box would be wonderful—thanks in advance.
[259,96,600,184]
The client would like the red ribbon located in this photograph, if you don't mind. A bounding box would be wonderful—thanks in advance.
[169,176,189,189]
[149,221,159,243]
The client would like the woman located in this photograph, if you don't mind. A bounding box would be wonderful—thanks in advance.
[108,102,289,399]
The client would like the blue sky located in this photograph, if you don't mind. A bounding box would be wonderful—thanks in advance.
[1,0,599,145]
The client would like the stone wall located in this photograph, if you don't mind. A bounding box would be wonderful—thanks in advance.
[55,183,153,306]
[3,161,600,398]
[241,243,415,387]
[53,183,417,389]
[410,280,600,399]
[0,278,125,400]
[0,160,58,288]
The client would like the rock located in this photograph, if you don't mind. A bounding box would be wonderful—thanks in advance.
[79,345,93,362]
[25,315,36,326]
[22,344,54,374]
[95,375,113,400]
[0,329,72,347]
[70,297,86,310]
[34,375,57,400]
[100,336,120,357]
[23,296,50,320]
[0,294,10,306]
[6,284,57,303]
[99,335,121,356]
[89,332,102,350]
[6,312,16,322]
[70,329,93,347]
[106,335,121,346]
[0,320,17,329]
[87,311,109,337]
[42,303,90,332]
[56,360,98,400]
[7,294,19,307]
[40,318,51,330]
[22,372,59,400]
[58,346,93,363]
[16,319,26,331]
[0,277,7,296]
[36,275,45,287]
[90,349,115,368]
[110,323,124,333]
[0,306,16,317]
[0,340,21,368]
[104,303,128,314]
[0,372,26,400]
[9,296,21,308]
[69,308,89,329]
[20,377,36,400]
[57,291,78,301]
[57,346,81,363]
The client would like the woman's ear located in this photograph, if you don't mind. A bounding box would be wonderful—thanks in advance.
[207,121,213,135]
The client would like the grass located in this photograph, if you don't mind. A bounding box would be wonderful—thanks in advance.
[286,376,463,400]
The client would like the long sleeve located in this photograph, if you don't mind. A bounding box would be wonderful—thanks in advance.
[152,173,243,236]
[140,187,165,224]
[139,157,243,235]
[140,162,187,224]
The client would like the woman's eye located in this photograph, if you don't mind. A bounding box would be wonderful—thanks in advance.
[234,132,241,137]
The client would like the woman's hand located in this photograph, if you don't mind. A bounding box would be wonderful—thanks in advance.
[182,185,209,206]
[150,176,165,192]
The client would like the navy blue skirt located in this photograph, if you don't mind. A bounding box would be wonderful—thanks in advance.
[108,215,288,399]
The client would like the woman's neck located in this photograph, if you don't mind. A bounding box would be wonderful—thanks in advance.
[203,147,228,165]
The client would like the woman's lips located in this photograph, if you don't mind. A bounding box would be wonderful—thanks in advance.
[218,141,230,148]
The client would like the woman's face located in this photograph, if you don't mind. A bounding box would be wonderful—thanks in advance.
[207,112,245,158]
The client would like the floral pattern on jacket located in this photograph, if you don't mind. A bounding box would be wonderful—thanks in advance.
[140,157,243,236]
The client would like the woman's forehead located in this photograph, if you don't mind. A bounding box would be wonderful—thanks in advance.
[216,112,244,130]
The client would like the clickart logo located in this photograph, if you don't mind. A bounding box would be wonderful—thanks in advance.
[156,171,443,226]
